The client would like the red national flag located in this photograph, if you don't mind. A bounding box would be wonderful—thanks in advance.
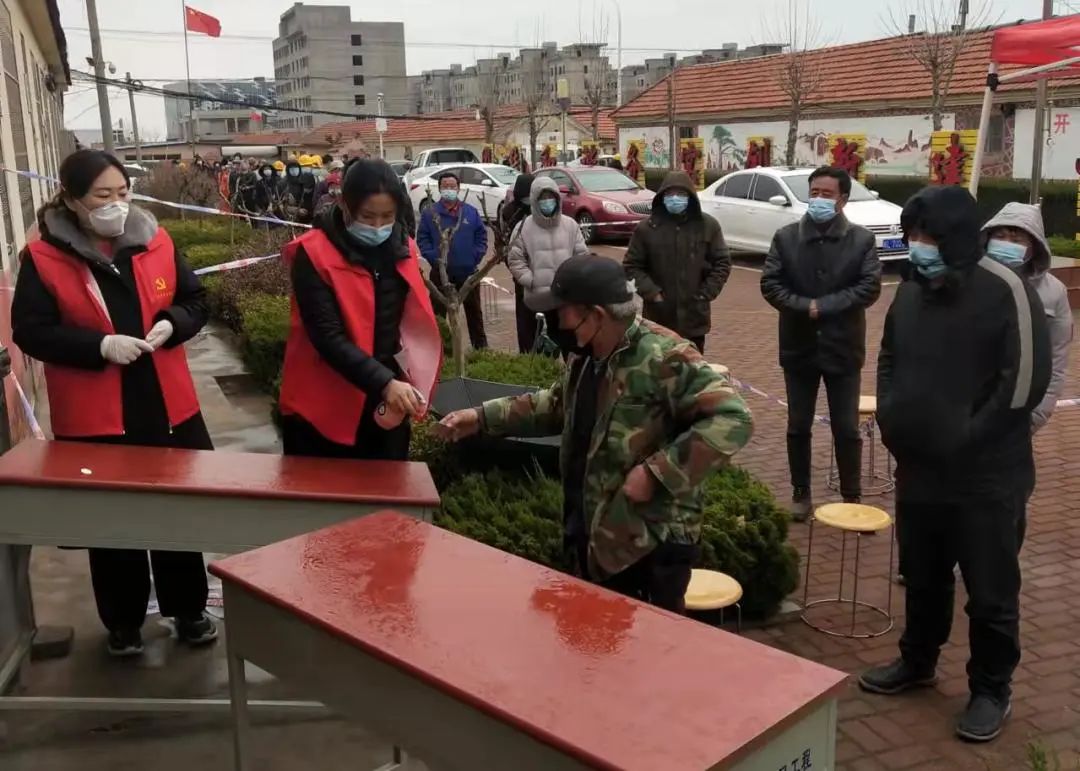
[185,6,221,38]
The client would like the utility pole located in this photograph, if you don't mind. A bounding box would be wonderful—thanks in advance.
[377,93,385,159]
[666,57,677,170]
[85,0,114,154]
[1029,0,1053,204]
[125,72,143,164]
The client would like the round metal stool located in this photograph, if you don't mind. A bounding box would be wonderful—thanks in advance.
[828,395,895,496]
[685,569,743,632]
[801,503,895,638]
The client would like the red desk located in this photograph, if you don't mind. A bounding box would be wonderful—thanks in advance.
[211,512,847,771]
[0,440,439,553]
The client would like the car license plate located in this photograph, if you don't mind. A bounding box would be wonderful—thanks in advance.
[883,238,905,250]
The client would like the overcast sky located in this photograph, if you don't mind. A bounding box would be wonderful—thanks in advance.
[59,0,1044,139]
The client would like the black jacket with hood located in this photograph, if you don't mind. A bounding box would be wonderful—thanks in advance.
[623,170,731,338]
[289,207,411,444]
[761,207,881,374]
[281,160,315,221]
[877,186,1051,501]
[12,204,212,450]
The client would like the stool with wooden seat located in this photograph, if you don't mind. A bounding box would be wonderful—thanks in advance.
[685,568,743,632]
[801,502,895,639]
[828,395,895,497]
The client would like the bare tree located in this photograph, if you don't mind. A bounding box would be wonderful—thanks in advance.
[422,189,517,376]
[884,0,996,131]
[476,66,500,145]
[579,8,614,141]
[522,58,548,170]
[766,1,825,166]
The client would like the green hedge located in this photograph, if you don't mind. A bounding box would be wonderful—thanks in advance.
[235,293,290,394]
[185,243,234,271]
[433,464,799,619]
[443,349,563,385]
[1048,235,1080,258]
[161,218,253,253]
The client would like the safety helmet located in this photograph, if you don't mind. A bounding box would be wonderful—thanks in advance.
[298,154,314,167]
[272,160,285,172]
[312,156,323,168]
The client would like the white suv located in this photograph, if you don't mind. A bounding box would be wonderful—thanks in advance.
[699,167,909,261]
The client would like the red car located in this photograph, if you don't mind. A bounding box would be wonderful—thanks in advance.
[534,166,655,244]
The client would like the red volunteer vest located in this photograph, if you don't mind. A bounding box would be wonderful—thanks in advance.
[279,229,442,446]
[28,229,200,438]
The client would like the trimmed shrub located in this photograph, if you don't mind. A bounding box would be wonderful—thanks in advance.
[235,292,290,394]
[448,349,563,386]
[1048,235,1080,258]
[206,259,290,333]
[161,218,250,252]
[432,464,799,619]
[185,243,234,272]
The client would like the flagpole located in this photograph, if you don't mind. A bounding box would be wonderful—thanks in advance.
[181,1,195,156]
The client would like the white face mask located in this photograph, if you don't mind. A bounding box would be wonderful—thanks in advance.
[81,200,130,238]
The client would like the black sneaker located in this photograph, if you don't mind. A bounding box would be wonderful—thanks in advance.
[790,487,812,523]
[107,628,144,658]
[956,695,1011,742]
[858,658,937,695]
[176,613,219,647]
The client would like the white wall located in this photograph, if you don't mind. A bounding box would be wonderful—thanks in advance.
[1013,108,1078,180]
[618,113,954,177]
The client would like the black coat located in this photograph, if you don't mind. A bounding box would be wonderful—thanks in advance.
[877,186,1051,501]
[623,171,731,339]
[289,208,411,447]
[11,206,212,450]
[760,213,882,373]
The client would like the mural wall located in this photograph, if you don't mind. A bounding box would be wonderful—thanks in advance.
[1012,108,1078,180]
[700,114,956,176]
[618,127,672,169]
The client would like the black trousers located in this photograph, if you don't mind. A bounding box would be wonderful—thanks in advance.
[281,406,411,461]
[688,336,705,354]
[433,276,487,350]
[598,542,699,614]
[89,549,208,632]
[515,283,538,353]
[897,493,1026,700]
[783,366,862,499]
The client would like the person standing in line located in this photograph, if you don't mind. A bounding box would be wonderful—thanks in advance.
[278,158,441,460]
[417,171,490,350]
[981,202,1072,434]
[436,257,753,612]
[500,173,537,353]
[12,150,217,657]
[623,170,731,353]
[859,186,1050,744]
[507,176,589,354]
[760,166,882,520]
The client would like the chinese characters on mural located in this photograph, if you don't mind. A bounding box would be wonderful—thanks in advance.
[776,748,813,771]
[1054,112,1071,134]
[679,138,706,190]
[625,141,645,185]
[930,133,968,185]
[506,146,530,174]
[830,137,864,181]
[540,145,557,168]
[746,137,773,169]
[580,142,600,166]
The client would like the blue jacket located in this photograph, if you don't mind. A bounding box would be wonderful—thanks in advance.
[417,200,488,282]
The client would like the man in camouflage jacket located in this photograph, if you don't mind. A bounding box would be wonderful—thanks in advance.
[438,257,753,612]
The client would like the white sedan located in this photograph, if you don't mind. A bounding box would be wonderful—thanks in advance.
[699,167,909,261]
[406,163,519,221]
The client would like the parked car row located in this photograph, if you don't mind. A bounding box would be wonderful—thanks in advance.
[402,158,908,260]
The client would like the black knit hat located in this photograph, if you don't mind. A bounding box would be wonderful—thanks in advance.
[551,256,634,306]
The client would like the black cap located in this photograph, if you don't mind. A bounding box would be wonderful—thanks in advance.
[551,256,634,306]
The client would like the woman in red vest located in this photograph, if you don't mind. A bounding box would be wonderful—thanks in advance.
[11,150,217,657]
[279,158,441,458]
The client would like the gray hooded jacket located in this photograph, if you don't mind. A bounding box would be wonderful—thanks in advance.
[507,176,589,312]
[982,202,1073,431]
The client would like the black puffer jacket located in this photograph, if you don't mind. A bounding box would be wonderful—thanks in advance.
[623,171,731,338]
[760,211,881,373]
[877,186,1051,501]
[289,208,410,407]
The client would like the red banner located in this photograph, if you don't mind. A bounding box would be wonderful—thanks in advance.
[991,16,1080,68]
[185,6,222,38]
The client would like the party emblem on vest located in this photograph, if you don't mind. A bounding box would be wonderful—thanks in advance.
[153,276,169,295]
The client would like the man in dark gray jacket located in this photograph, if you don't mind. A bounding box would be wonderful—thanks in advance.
[760,166,881,519]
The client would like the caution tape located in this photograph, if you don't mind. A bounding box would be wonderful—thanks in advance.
[193,253,280,277]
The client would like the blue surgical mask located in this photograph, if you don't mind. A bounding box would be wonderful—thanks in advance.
[664,194,689,215]
[302,167,313,175]
[539,198,558,216]
[908,241,947,279]
[288,167,300,177]
[807,197,837,224]
[440,189,459,204]
[986,238,1028,268]
[347,221,394,247]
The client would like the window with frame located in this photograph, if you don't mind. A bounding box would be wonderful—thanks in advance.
[353,55,363,66]
[721,173,752,199]
[678,127,695,139]
[354,75,364,86]
[351,34,363,46]
[986,113,1005,153]
[355,94,366,106]
[751,175,785,203]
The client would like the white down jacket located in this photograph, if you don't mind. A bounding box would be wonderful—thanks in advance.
[507,176,589,312]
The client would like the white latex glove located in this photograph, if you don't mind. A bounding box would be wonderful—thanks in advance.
[145,320,175,351]
[100,335,154,365]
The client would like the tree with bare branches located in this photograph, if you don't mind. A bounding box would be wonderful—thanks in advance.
[884,0,996,131]
[579,10,615,141]
[476,66,500,144]
[767,2,825,166]
[522,60,549,170]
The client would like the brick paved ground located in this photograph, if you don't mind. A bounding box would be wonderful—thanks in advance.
[480,253,1080,770]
